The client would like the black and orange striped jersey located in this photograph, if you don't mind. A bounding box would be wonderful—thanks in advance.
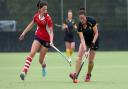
[77,16,99,49]
[63,19,76,42]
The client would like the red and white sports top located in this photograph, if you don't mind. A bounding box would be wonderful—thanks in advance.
[33,12,53,42]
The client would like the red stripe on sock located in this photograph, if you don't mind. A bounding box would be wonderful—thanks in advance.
[22,56,32,74]
[26,61,31,65]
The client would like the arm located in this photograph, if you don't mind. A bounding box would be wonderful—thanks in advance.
[62,19,68,30]
[74,24,77,30]
[73,20,77,30]
[77,22,87,51]
[78,32,87,51]
[62,23,68,30]
[19,20,34,40]
[49,27,54,44]
[92,24,98,44]
[46,16,54,44]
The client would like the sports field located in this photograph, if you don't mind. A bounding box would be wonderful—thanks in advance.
[0,52,128,89]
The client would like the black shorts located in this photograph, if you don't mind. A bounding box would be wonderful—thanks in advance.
[64,35,74,42]
[86,38,99,50]
[34,35,51,48]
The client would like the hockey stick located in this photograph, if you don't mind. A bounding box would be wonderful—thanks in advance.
[54,24,62,28]
[50,44,71,66]
[76,48,91,79]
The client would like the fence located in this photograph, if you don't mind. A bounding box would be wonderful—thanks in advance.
[0,30,128,52]
[0,0,127,52]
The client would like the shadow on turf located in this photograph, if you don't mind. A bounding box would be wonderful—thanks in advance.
[17,80,116,85]
[18,80,73,84]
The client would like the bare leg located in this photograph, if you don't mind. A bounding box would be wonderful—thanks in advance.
[87,50,96,74]
[20,40,41,80]
[39,46,48,65]
[39,46,48,77]
[65,42,71,58]
[22,40,41,74]
[85,50,96,82]
[75,44,84,74]
[70,42,75,56]
[69,43,84,83]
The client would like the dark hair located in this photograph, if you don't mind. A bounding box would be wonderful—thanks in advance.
[78,7,86,16]
[37,0,48,9]
[79,7,85,11]
[68,9,72,12]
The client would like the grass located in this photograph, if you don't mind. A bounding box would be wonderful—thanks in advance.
[0,52,128,89]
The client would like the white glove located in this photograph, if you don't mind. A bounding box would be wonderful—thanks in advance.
[84,49,90,58]
[50,42,54,47]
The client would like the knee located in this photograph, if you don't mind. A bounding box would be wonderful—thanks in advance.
[29,52,36,58]
[76,57,82,63]
[88,61,94,65]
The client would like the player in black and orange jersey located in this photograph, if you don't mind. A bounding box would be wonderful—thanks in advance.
[69,8,99,83]
[62,9,77,62]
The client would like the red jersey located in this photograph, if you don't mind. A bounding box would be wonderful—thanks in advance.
[33,12,53,42]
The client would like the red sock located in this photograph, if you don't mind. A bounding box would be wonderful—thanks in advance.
[22,56,32,74]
